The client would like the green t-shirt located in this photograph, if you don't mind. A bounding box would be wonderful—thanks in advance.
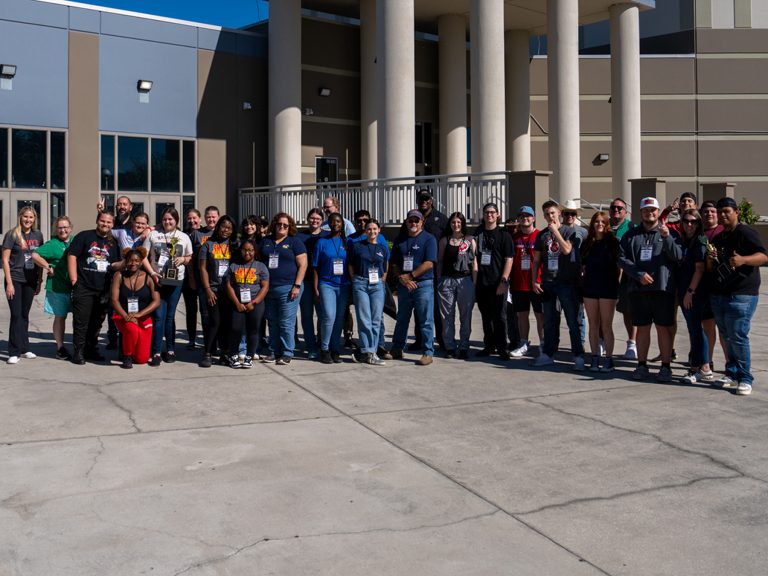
[612,219,633,240]
[35,237,72,293]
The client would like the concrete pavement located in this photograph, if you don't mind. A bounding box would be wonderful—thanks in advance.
[1,277,767,575]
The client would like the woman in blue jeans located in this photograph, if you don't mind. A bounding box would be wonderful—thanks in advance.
[143,207,193,366]
[258,212,307,365]
[348,219,389,366]
[677,209,713,384]
[313,213,349,363]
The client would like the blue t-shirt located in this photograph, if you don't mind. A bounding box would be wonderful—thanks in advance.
[390,231,437,281]
[349,239,390,278]
[258,235,307,287]
[313,235,349,287]
[349,231,389,249]
[297,231,326,286]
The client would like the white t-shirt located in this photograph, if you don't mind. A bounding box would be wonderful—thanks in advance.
[143,229,193,281]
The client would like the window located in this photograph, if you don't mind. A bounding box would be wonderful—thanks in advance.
[101,135,115,191]
[51,132,66,190]
[12,129,46,189]
[118,136,148,192]
[152,139,180,192]
[415,122,433,174]
[51,192,66,223]
[183,140,195,193]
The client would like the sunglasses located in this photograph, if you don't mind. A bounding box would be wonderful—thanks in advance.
[406,218,421,224]
[276,222,289,229]
[610,206,625,212]
[682,219,699,225]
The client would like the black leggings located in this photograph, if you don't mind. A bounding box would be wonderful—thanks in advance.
[182,280,198,343]
[229,301,266,356]
[204,292,232,355]
[5,279,36,357]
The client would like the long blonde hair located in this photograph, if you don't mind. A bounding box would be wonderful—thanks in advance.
[11,206,39,250]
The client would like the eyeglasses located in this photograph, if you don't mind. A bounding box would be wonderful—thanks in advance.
[276,222,289,229]
[682,219,699,225]
[610,206,625,212]
[356,219,370,225]
[484,210,497,215]
[56,226,71,230]
[562,212,577,217]
[406,218,421,224]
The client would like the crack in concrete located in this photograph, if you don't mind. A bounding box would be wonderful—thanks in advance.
[526,397,768,485]
[84,437,105,487]
[94,388,141,433]
[170,510,502,576]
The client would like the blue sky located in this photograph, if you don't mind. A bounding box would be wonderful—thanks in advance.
[76,0,269,28]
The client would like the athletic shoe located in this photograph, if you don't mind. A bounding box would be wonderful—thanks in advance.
[7,356,19,365]
[444,349,456,358]
[331,352,342,364]
[475,348,493,357]
[457,349,469,360]
[377,347,393,360]
[656,366,673,383]
[241,355,253,369]
[510,341,529,358]
[498,350,511,360]
[600,357,615,373]
[623,341,638,360]
[715,375,738,390]
[84,350,105,362]
[164,352,176,364]
[589,355,600,372]
[573,355,586,371]
[681,370,715,384]
[367,353,386,366]
[21,351,37,359]
[390,349,404,360]
[308,351,319,360]
[229,355,242,369]
[416,355,433,366]
[320,350,333,364]
[598,338,605,358]
[531,354,554,367]
[71,355,86,365]
[632,364,650,381]
[261,354,276,363]
[149,355,162,367]
[737,382,753,396]
[56,347,71,360]
[276,357,291,365]
[121,356,133,369]
[199,355,212,368]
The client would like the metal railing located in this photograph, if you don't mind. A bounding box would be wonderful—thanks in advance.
[238,171,510,226]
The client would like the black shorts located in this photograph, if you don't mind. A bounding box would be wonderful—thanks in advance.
[616,277,631,314]
[511,290,542,314]
[629,291,676,327]
[702,298,715,320]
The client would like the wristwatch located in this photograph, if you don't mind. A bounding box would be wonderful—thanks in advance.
[293,283,301,289]
[687,288,695,294]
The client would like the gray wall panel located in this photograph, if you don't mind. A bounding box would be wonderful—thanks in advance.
[0,20,68,128]
[198,28,225,51]
[1,0,67,28]
[69,7,100,34]
[99,36,197,137]
[100,13,197,47]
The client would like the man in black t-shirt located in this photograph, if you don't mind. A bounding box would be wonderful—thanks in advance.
[707,197,767,396]
[67,213,123,364]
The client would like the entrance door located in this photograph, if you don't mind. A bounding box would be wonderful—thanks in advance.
[0,191,49,238]
[149,195,181,229]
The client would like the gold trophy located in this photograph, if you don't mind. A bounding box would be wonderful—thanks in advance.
[161,236,183,286]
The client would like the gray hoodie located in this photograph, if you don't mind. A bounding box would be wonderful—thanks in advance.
[619,225,682,293]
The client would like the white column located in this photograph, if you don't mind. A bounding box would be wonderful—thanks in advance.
[377,0,415,181]
[610,3,642,200]
[360,0,377,180]
[547,0,580,205]
[470,0,506,175]
[268,0,301,187]
[505,29,531,172]
[438,14,467,176]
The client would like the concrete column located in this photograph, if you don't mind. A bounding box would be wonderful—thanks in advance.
[360,0,377,180]
[377,0,415,181]
[547,0,580,205]
[438,14,467,176]
[268,0,301,187]
[505,29,531,172]
[470,0,506,175]
[610,3,642,200]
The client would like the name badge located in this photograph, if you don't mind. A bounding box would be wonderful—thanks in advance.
[217,262,228,278]
[547,254,559,271]
[158,254,169,269]
[368,267,380,284]
[403,255,414,272]
[127,297,139,313]
[24,253,35,269]
[240,287,252,303]
[268,253,279,269]
[333,259,344,276]
[480,252,492,266]
[640,246,653,262]
[520,254,531,271]
[96,260,109,273]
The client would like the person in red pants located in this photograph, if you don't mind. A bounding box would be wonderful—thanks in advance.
[111,248,160,368]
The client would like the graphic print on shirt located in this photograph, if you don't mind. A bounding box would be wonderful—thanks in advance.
[211,243,231,260]
[234,267,258,284]
[86,241,112,272]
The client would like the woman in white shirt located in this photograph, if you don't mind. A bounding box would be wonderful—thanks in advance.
[143,207,193,366]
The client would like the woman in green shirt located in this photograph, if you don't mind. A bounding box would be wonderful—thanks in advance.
[32,216,74,360]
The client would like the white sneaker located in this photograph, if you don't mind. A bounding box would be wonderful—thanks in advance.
[510,341,529,358]
[623,340,637,360]
[681,370,715,384]
[531,354,554,367]
[598,338,605,358]
[21,351,37,359]
[7,356,19,364]
[737,382,753,396]
[717,375,738,390]
[573,355,586,371]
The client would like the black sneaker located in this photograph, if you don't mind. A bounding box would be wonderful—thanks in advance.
[276,357,292,365]
[241,355,253,369]
[377,347,393,360]
[261,354,276,363]
[121,356,133,369]
[56,347,71,360]
[165,352,176,364]
[320,350,333,364]
[71,354,86,365]
[149,355,162,367]
[457,349,469,360]
[498,350,511,360]
[84,349,105,362]
[199,354,212,368]
[218,355,231,367]
[331,352,342,364]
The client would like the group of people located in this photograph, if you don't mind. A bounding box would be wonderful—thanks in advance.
[2,190,765,395]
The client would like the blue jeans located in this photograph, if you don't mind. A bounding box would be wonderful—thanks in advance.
[352,277,385,353]
[710,293,758,385]
[152,284,183,355]
[681,294,709,368]
[299,281,319,353]
[541,283,584,357]
[318,283,349,352]
[392,279,434,356]
[265,284,303,359]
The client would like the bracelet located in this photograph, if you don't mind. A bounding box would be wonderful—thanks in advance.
[293,283,301,289]
[687,288,695,294]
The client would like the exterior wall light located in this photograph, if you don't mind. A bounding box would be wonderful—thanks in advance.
[137,79,153,92]
[0,64,17,78]
[318,87,331,97]
[593,153,610,166]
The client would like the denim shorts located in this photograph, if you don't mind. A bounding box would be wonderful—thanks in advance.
[44,290,72,317]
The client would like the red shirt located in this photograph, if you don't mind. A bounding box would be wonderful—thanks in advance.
[510,228,540,291]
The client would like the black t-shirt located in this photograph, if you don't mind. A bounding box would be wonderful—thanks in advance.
[709,224,766,295]
[68,229,121,292]
[473,225,513,287]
